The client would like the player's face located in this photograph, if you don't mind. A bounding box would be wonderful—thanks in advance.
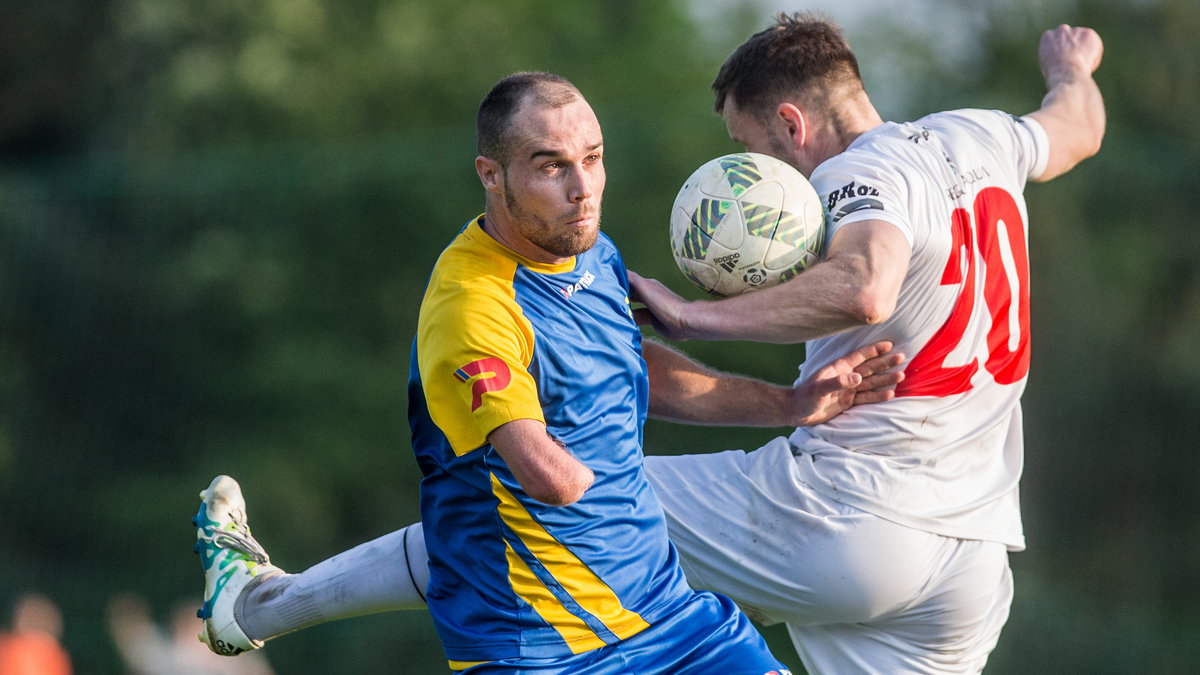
[723,100,808,176]
[497,97,605,262]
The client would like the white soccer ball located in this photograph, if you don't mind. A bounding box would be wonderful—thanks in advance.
[669,152,825,297]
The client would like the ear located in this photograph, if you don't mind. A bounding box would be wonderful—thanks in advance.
[476,156,503,194]
[776,103,807,148]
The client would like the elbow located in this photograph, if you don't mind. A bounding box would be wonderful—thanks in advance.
[829,249,904,327]
[1085,101,1107,159]
[848,288,897,326]
[1073,122,1105,164]
[1083,130,1104,160]
[529,468,594,506]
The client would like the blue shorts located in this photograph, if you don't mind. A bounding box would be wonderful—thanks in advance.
[456,591,791,675]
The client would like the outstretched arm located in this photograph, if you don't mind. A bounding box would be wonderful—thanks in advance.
[644,339,904,428]
[1027,25,1105,181]
[630,219,910,343]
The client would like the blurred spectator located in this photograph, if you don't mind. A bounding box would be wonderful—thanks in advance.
[0,592,73,675]
[107,594,274,675]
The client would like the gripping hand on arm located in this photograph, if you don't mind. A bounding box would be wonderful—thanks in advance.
[789,340,905,426]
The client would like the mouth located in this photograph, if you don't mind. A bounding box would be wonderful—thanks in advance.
[565,213,598,228]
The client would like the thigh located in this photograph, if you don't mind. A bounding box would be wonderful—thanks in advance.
[645,440,939,626]
[788,540,1012,675]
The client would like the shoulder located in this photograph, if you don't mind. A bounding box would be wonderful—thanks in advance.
[920,109,1046,152]
[812,125,918,210]
[919,108,1029,138]
[919,108,1050,181]
[432,227,518,284]
[421,229,528,333]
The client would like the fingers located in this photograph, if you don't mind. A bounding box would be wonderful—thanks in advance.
[854,387,897,405]
[837,371,863,390]
[627,269,645,303]
[627,269,667,306]
[1041,25,1103,77]
[829,340,892,372]
[847,342,905,383]
[858,368,904,393]
[853,340,894,363]
[854,350,904,376]
[852,343,905,393]
[632,307,654,328]
[802,369,861,399]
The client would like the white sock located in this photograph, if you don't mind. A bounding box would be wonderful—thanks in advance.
[239,523,429,641]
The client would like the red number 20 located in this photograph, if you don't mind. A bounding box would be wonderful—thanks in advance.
[896,187,1030,398]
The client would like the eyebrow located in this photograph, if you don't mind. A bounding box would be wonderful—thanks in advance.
[528,141,603,161]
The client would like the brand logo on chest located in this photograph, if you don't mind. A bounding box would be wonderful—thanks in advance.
[561,270,596,300]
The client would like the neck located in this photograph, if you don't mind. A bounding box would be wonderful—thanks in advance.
[479,210,568,265]
[810,98,884,171]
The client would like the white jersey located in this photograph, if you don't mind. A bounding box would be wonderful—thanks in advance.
[789,109,1049,550]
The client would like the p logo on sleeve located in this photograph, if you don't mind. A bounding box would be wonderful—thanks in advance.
[453,357,512,411]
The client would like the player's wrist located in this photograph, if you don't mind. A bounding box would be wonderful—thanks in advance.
[787,382,822,428]
[677,298,723,340]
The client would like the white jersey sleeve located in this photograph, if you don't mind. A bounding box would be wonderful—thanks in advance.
[790,109,1050,550]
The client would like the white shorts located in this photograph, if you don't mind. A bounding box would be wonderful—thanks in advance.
[644,437,1013,675]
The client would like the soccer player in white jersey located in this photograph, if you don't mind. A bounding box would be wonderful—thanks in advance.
[190,14,1104,675]
[627,13,1105,674]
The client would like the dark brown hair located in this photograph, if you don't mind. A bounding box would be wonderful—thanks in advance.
[712,13,864,119]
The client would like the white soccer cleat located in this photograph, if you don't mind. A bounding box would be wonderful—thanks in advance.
[192,475,282,656]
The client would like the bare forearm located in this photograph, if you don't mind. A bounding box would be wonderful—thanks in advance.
[679,257,875,343]
[1028,25,1106,181]
[644,340,796,427]
[1029,77,1104,181]
[629,221,909,345]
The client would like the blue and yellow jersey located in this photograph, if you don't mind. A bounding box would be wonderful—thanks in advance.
[408,217,694,667]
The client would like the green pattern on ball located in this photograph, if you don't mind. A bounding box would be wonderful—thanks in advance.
[683,198,731,260]
[719,154,762,198]
[743,203,808,249]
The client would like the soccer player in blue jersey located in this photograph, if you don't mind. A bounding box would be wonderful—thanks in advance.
[192,72,904,674]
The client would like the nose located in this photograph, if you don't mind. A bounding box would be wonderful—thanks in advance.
[567,164,597,203]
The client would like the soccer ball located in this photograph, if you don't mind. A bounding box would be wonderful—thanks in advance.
[669,152,825,297]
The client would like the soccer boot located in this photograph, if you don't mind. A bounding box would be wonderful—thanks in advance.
[193,474,283,656]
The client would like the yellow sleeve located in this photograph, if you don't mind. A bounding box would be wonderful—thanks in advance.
[416,245,544,455]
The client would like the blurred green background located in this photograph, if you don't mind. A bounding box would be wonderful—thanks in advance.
[2,0,1198,672]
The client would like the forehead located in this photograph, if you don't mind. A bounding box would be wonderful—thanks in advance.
[508,96,603,159]
[722,99,768,146]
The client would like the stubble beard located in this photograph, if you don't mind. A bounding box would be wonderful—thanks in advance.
[504,189,601,258]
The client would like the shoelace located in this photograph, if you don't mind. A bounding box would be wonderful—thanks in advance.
[198,526,271,565]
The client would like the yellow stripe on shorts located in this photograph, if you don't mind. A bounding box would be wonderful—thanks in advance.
[491,475,650,649]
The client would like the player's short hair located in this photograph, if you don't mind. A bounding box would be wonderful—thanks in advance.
[712,12,865,120]
[477,72,581,165]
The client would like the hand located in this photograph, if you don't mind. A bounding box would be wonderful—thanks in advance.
[1039,25,1103,86]
[790,341,905,426]
[628,270,695,340]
